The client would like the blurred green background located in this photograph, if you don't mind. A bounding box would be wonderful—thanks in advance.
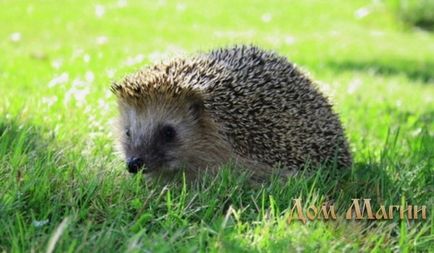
[0,0,433,252]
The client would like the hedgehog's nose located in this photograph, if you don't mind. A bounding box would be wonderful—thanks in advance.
[127,157,144,174]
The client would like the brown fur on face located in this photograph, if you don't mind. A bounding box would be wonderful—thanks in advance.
[114,87,234,180]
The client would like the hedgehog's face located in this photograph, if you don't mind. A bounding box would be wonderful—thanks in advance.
[117,96,207,175]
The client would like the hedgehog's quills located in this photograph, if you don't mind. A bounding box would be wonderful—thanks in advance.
[111,45,352,182]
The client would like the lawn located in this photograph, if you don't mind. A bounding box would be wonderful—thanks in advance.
[0,0,433,252]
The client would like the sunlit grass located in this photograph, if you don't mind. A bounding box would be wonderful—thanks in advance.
[0,0,433,252]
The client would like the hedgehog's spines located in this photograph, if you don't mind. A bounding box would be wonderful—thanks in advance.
[113,45,352,178]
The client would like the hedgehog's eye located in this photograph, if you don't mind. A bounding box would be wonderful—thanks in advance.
[161,125,176,142]
[125,129,131,138]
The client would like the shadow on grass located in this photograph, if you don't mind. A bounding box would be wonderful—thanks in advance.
[0,116,88,251]
[0,117,51,249]
[0,116,122,251]
[0,112,432,251]
[326,60,434,84]
[0,116,61,189]
[265,108,433,214]
[0,116,62,202]
[339,108,433,205]
[0,117,51,158]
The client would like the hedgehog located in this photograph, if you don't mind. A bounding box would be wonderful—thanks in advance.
[111,45,352,182]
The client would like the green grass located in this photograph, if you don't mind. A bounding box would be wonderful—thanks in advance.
[0,0,433,252]
[388,0,434,31]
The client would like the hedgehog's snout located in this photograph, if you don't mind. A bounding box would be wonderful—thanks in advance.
[127,154,164,174]
[127,157,144,174]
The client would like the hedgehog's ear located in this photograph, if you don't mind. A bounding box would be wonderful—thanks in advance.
[188,96,204,120]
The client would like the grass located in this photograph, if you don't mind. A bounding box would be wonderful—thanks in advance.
[388,0,434,31]
[0,0,433,252]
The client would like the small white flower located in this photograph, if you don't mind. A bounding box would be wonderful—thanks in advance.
[105,90,112,98]
[106,68,116,78]
[95,5,105,18]
[284,36,296,45]
[347,78,362,94]
[10,32,21,42]
[148,51,166,63]
[41,96,58,107]
[72,78,87,88]
[98,99,109,111]
[124,54,144,66]
[354,7,370,19]
[65,88,89,106]
[48,72,69,88]
[65,78,90,106]
[176,3,186,12]
[72,48,84,59]
[96,36,108,45]
[83,54,91,63]
[51,59,63,69]
[317,81,334,96]
[261,13,272,23]
[85,71,95,83]
[117,0,127,8]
